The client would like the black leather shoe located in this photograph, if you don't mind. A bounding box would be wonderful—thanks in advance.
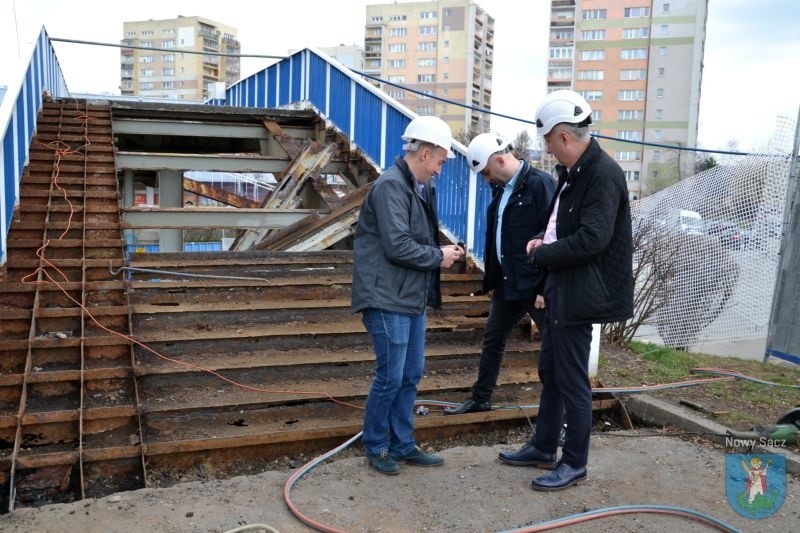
[498,442,557,468]
[531,462,587,491]
[442,398,492,415]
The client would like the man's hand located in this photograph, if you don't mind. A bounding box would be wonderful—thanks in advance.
[534,294,545,309]
[440,244,464,268]
[526,238,543,255]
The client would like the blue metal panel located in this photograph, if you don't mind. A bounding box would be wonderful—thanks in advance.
[328,69,351,137]
[3,118,15,231]
[436,155,470,248]
[25,66,35,143]
[353,85,382,165]
[267,64,278,107]
[385,107,410,166]
[291,54,302,103]
[308,53,327,113]
[471,177,493,263]
[184,242,223,252]
[246,75,257,107]
[256,70,267,108]
[279,61,291,106]
[14,97,25,188]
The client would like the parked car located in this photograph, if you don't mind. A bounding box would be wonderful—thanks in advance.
[705,220,745,250]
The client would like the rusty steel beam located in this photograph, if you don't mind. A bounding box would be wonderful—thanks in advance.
[182,177,262,208]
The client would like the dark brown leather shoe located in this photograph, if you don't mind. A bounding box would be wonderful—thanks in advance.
[442,398,492,415]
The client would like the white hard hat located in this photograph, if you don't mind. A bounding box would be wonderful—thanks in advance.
[402,115,455,158]
[535,90,593,136]
[466,133,511,172]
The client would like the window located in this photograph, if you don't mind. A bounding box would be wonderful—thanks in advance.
[619,90,645,100]
[582,9,607,20]
[140,82,154,90]
[417,105,434,115]
[655,108,664,119]
[121,68,133,78]
[162,40,175,48]
[420,25,437,35]
[388,90,405,99]
[443,40,449,48]
[418,58,436,68]
[591,110,602,121]
[549,67,572,80]
[553,30,574,40]
[388,75,405,83]
[443,56,449,64]
[663,3,671,13]
[388,59,406,68]
[625,171,640,181]
[141,30,153,36]
[420,10,437,18]
[371,16,383,22]
[656,88,665,98]
[389,43,406,52]
[418,74,436,83]
[659,46,667,56]
[162,81,175,89]
[660,25,669,35]
[553,8,574,20]
[654,129,664,139]
[162,67,175,76]
[418,42,436,51]
[620,69,647,80]
[652,170,659,180]
[389,14,407,21]
[443,72,449,80]
[550,46,574,59]
[618,109,644,120]
[657,67,665,77]
[443,8,450,16]
[389,27,407,37]
[617,130,643,141]
[616,151,641,161]
[624,7,651,18]
[623,28,649,39]
[653,150,661,161]
[418,90,434,99]
[621,48,647,60]
[126,31,136,37]
[578,90,603,101]
[161,28,174,35]
[580,49,605,61]
[140,56,154,63]
[368,59,381,68]
[140,41,153,48]
[162,54,175,62]
[580,30,606,40]
[578,70,604,81]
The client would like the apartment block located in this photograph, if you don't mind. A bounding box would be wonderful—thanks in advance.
[121,16,241,102]
[365,0,494,136]
[547,0,708,198]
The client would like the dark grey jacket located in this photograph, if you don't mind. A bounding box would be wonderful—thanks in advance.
[351,157,443,315]
[530,138,634,326]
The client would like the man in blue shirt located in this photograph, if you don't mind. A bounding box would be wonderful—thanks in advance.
[444,133,555,416]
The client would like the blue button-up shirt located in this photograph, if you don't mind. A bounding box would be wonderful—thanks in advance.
[495,165,524,265]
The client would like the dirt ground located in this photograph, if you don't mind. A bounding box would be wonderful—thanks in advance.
[0,428,797,533]
[1,343,798,532]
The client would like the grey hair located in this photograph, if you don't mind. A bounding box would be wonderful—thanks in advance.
[403,139,437,153]
[555,122,590,141]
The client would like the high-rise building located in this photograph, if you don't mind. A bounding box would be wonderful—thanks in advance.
[364,0,494,137]
[121,16,240,102]
[546,0,708,198]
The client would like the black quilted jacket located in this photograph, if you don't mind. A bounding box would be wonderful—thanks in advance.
[530,138,634,326]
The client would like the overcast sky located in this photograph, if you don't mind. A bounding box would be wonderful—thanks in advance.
[1,0,797,153]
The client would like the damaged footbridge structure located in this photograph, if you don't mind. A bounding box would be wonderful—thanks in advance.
[0,29,615,509]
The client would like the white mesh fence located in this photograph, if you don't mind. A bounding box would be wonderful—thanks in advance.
[630,116,796,349]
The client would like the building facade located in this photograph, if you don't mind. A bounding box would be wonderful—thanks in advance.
[364,0,494,137]
[546,0,707,198]
[121,16,240,102]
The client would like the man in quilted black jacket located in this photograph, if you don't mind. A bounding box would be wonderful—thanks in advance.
[498,90,633,491]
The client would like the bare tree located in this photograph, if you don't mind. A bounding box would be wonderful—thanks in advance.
[511,130,533,161]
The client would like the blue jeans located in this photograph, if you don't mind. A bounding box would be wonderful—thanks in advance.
[361,308,426,457]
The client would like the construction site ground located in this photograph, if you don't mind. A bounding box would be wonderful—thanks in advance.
[0,345,798,533]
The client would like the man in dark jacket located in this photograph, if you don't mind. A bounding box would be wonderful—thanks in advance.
[498,90,633,491]
[352,115,464,476]
[444,133,555,415]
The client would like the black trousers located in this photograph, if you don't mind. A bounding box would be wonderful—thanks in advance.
[532,273,593,468]
[470,282,545,403]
